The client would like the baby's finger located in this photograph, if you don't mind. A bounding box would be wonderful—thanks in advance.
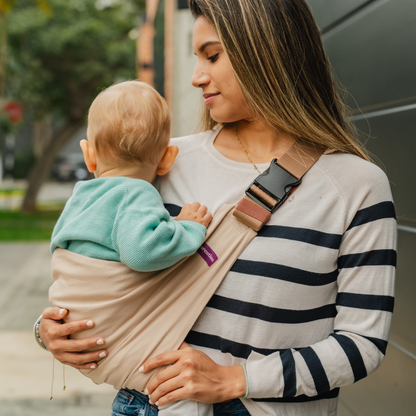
[202,212,212,227]
[190,201,201,211]
[197,205,208,217]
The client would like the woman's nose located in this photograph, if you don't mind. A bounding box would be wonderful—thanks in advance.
[191,63,210,88]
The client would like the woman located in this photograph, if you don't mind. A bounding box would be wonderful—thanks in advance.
[38,1,396,415]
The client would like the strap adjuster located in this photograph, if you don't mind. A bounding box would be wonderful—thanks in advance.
[246,159,302,213]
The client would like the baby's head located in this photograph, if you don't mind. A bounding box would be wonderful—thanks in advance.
[82,80,176,180]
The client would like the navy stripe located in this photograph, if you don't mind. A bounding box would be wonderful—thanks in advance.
[330,334,367,382]
[347,201,396,231]
[364,336,388,354]
[207,294,337,324]
[336,292,394,312]
[298,347,330,395]
[334,330,388,354]
[258,225,342,249]
[185,330,280,359]
[338,249,397,269]
[281,350,297,397]
[230,259,338,286]
[164,203,181,216]
[253,388,339,403]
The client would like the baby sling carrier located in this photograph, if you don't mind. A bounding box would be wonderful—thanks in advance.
[49,140,326,394]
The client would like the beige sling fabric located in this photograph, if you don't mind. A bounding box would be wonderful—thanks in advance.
[49,203,256,392]
[277,141,326,179]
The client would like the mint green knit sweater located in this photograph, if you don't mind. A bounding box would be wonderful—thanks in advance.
[51,177,206,272]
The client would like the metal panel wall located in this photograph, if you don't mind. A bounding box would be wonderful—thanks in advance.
[308,0,371,30]
[321,0,416,111]
[307,0,416,414]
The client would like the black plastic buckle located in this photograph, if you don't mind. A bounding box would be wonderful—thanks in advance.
[246,159,302,213]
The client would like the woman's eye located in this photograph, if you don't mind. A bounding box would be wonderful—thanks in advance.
[207,53,219,62]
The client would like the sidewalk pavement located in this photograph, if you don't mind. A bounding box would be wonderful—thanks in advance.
[0,242,116,416]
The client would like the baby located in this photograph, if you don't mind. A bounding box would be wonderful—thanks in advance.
[49,81,213,416]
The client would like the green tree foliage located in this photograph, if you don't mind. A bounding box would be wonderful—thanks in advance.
[6,0,143,120]
[4,0,145,211]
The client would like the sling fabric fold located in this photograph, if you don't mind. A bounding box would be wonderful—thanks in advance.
[49,203,256,392]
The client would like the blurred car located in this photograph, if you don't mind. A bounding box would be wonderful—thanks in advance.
[52,153,90,182]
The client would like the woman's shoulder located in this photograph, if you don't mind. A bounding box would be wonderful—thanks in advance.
[317,152,388,184]
[314,152,393,209]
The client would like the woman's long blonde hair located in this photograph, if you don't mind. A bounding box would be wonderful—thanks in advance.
[189,0,370,160]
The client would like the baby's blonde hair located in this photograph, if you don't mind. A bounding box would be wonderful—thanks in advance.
[87,80,171,165]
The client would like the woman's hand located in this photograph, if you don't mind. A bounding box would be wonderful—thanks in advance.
[142,343,246,407]
[39,306,107,369]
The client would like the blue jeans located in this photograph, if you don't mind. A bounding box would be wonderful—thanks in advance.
[112,389,158,416]
[112,388,250,416]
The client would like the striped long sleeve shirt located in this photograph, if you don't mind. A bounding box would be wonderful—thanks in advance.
[156,126,396,416]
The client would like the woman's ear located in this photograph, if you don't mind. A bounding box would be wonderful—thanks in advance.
[80,139,97,173]
[157,145,179,176]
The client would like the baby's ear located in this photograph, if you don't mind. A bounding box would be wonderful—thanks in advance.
[157,145,179,176]
[80,139,97,173]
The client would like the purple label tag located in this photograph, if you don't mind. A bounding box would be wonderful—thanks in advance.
[197,243,218,267]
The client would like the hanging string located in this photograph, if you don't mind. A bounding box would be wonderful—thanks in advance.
[50,359,67,399]
[50,357,55,400]
[63,365,66,391]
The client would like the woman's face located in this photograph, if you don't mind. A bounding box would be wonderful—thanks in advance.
[191,17,252,124]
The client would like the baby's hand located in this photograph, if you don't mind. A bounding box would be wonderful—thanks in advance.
[175,202,212,228]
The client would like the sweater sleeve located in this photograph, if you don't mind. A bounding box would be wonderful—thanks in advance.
[111,180,207,272]
[245,166,397,399]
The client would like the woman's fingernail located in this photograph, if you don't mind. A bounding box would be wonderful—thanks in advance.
[90,364,96,369]
[59,309,65,315]
[155,401,159,407]
[139,365,144,372]
[96,339,104,345]
[86,320,94,327]
[144,389,149,395]
[99,352,107,358]
[149,398,154,405]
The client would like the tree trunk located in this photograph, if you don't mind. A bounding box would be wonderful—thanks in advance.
[33,117,52,157]
[21,119,84,212]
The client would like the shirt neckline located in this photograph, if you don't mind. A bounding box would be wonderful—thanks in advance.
[204,125,271,173]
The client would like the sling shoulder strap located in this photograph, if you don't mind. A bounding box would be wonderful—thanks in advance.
[233,141,327,231]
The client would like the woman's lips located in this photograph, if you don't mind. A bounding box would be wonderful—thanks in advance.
[203,93,219,105]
